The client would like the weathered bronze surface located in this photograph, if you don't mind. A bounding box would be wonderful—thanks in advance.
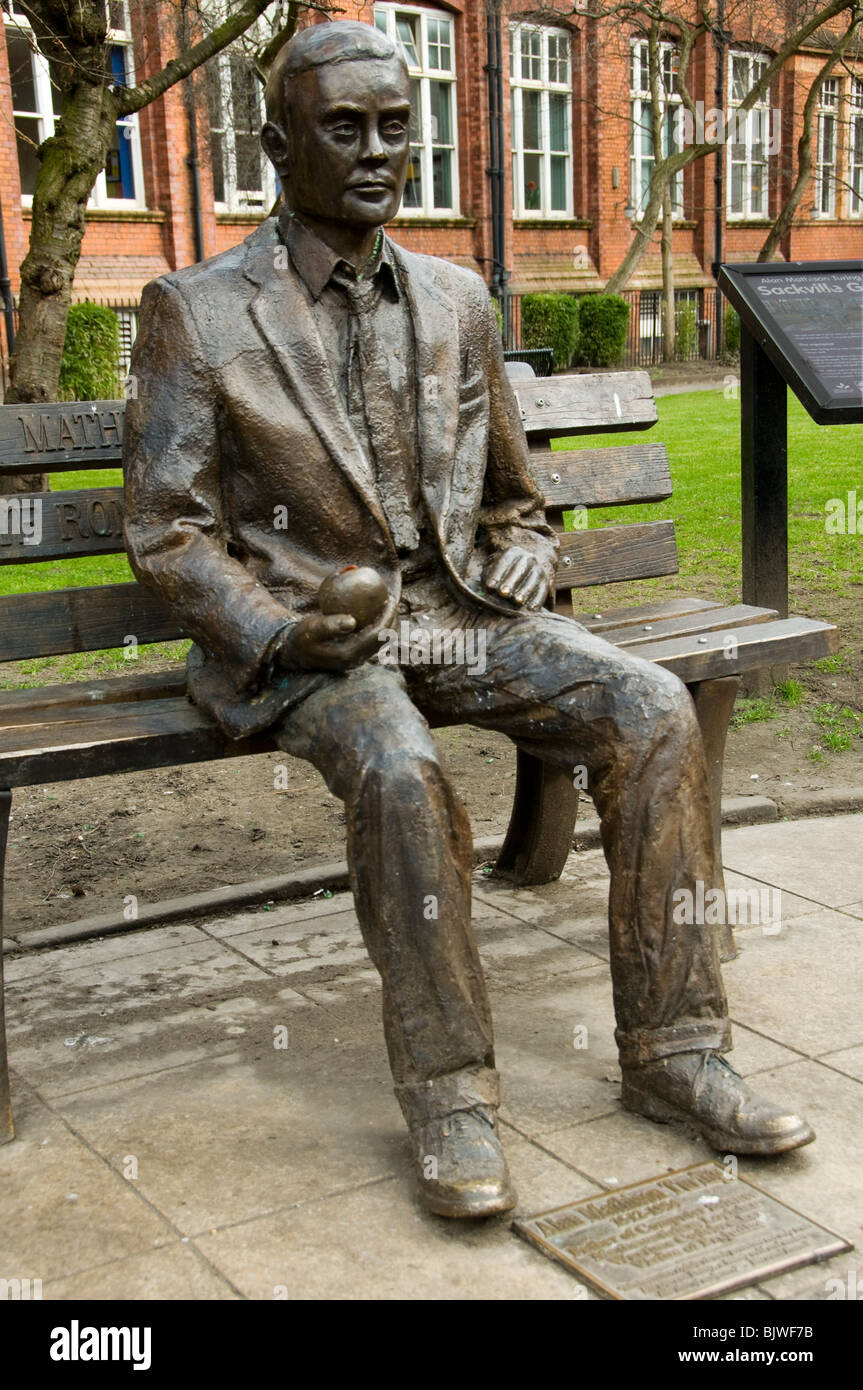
[514,1162,851,1300]
[122,20,816,1217]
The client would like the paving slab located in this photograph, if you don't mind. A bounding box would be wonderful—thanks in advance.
[192,1173,595,1301]
[42,1242,241,1301]
[0,1085,173,1284]
[721,814,863,909]
[722,908,863,1056]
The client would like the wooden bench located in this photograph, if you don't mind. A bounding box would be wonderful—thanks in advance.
[0,376,838,1143]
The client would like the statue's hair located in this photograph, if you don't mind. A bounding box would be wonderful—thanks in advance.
[265,21,404,126]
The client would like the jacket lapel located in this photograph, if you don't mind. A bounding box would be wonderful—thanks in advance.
[389,242,460,542]
[243,224,388,530]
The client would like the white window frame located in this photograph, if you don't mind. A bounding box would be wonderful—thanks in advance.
[629,38,684,220]
[206,45,276,214]
[727,51,771,221]
[814,78,839,218]
[510,23,573,219]
[5,1,145,210]
[373,4,459,218]
[850,77,863,217]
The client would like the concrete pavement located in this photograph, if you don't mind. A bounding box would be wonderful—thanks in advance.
[2,813,861,1300]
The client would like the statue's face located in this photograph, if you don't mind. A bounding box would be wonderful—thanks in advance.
[281,57,411,228]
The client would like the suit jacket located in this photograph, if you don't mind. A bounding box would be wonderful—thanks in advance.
[122,218,559,739]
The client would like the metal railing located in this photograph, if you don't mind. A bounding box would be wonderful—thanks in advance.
[499,286,730,370]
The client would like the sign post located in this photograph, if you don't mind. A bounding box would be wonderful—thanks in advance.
[718,261,863,688]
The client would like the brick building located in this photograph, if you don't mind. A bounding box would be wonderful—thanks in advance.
[0,0,861,371]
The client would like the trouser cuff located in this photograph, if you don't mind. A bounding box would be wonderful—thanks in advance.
[616,1019,732,1068]
[394,1067,500,1129]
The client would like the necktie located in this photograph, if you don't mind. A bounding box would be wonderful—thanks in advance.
[335,271,420,552]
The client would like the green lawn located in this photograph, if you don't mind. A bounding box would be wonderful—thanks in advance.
[559,387,862,617]
[1,389,860,689]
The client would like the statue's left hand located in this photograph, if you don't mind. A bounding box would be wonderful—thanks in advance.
[483,546,549,610]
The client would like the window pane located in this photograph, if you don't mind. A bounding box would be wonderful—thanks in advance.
[640,102,654,159]
[522,31,540,81]
[429,81,451,145]
[110,44,129,86]
[7,32,37,112]
[409,78,422,143]
[433,148,452,207]
[427,17,452,72]
[550,154,567,210]
[14,115,41,195]
[732,56,748,102]
[105,120,136,198]
[730,162,743,213]
[749,163,764,214]
[523,151,541,209]
[231,55,263,194]
[396,16,420,68]
[374,10,387,33]
[210,131,226,203]
[522,89,541,149]
[404,147,423,207]
[549,93,568,152]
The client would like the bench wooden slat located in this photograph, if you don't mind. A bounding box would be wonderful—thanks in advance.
[637,617,837,683]
[555,521,678,589]
[575,597,723,630]
[0,401,124,473]
[0,671,188,726]
[0,583,183,662]
[0,487,125,563]
[530,443,672,510]
[607,603,778,648]
[515,372,657,437]
[0,701,274,788]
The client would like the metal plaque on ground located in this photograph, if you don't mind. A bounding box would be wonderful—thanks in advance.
[513,1162,852,1300]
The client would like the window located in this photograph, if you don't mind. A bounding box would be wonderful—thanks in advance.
[4,2,144,208]
[850,78,863,217]
[510,24,572,218]
[629,39,684,219]
[207,50,275,212]
[813,77,839,217]
[728,52,771,219]
[374,5,458,216]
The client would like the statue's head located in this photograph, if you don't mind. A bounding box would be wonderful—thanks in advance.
[262,21,411,231]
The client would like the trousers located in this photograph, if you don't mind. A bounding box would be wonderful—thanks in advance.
[274,576,730,1129]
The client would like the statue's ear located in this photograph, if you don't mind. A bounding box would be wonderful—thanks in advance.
[262,121,289,174]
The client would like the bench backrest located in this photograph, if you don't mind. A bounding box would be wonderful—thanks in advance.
[0,371,676,663]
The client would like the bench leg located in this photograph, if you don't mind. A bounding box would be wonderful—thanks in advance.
[494,750,579,886]
[688,677,740,963]
[0,789,13,1143]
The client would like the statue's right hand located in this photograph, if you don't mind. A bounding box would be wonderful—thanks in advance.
[278,612,384,673]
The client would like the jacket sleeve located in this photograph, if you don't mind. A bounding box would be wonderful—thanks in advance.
[123,277,292,692]
[474,290,560,594]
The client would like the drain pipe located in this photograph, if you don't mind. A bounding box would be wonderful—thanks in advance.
[485,6,507,336]
[181,0,205,264]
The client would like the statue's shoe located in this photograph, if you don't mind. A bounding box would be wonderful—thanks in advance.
[411,1105,517,1218]
[621,1051,815,1156]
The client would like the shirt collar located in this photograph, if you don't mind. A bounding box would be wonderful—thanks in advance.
[279,208,400,302]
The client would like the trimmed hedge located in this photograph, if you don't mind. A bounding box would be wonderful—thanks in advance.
[521,292,579,370]
[576,294,630,368]
[724,305,741,355]
[675,299,697,361]
[58,302,121,402]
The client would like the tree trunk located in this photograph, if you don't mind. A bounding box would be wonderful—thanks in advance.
[2,80,115,492]
[661,187,675,361]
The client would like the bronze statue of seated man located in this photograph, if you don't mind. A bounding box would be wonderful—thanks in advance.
[123,20,813,1219]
